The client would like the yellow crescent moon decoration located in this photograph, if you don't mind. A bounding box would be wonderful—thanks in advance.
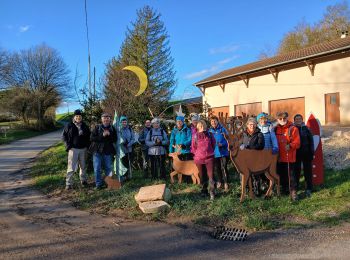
[122,66,148,96]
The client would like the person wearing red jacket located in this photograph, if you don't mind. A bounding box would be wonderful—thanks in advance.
[275,111,301,201]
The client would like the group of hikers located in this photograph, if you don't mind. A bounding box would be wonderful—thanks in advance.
[62,108,314,201]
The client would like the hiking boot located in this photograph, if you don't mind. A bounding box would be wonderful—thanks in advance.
[81,181,88,188]
[210,192,215,201]
[305,190,312,198]
[200,189,209,197]
[224,183,229,192]
[65,185,73,190]
[291,190,298,202]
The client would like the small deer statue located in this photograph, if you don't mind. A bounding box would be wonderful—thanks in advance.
[218,113,280,202]
[169,152,200,184]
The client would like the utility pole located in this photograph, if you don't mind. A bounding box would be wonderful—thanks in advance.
[84,0,91,99]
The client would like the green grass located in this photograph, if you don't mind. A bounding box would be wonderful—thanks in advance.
[0,120,63,145]
[31,142,350,231]
[56,112,72,122]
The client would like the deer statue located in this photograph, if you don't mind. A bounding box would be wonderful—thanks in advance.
[217,113,280,202]
[169,152,201,184]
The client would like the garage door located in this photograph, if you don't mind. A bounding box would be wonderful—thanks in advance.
[269,97,305,120]
[235,102,262,117]
[210,106,229,118]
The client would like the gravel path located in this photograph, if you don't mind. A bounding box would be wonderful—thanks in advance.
[1,132,350,259]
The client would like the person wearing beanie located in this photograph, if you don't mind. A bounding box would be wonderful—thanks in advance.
[209,115,230,192]
[89,112,117,189]
[169,114,192,160]
[119,116,135,181]
[293,114,314,198]
[138,119,152,178]
[275,111,300,201]
[146,118,169,179]
[62,109,91,190]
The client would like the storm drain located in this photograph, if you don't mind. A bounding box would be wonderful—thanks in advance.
[212,226,248,241]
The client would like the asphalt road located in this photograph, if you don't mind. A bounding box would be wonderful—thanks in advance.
[1,131,350,259]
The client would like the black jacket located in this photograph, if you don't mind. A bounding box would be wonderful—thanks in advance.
[62,121,90,151]
[242,128,265,150]
[295,124,314,160]
[89,124,117,155]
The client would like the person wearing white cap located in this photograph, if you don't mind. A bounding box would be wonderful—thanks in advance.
[146,118,168,179]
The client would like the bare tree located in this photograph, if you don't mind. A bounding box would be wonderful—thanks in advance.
[3,44,70,129]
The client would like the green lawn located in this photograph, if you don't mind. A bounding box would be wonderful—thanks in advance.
[31,142,350,231]
[0,120,62,145]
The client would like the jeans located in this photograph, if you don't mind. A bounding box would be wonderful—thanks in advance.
[93,153,113,187]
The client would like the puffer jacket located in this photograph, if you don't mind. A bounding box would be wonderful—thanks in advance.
[257,123,278,150]
[119,126,135,154]
[209,123,229,158]
[242,128,265,150]
[295,123,314,160]
[145,127,168,155]
[138,126,151,151]
[190,124,197,153]
[169,124,192,154]
[191,130,216,164]
[275,121,300,162]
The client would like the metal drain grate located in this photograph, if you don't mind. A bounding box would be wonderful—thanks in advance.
[212,226,248,241]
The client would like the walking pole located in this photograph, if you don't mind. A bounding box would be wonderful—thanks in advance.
[286,149,291,199]
[127,151,132,179]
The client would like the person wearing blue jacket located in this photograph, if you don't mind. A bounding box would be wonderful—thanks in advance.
[209,116,229,191]
[257,113,279,154]
[254,112,279,196]
[169,115,192,160]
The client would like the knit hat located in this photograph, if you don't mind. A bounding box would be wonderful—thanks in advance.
[119,115,127,122]
[151,118,160,124]
[191,113,200,121]
[257,112,267,122]
[74,109,82,116]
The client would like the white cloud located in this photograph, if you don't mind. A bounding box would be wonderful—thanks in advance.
[184,56,239,80]
[209,44,239,55]
[19,25,30,33]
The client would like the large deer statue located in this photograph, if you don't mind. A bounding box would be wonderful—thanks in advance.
[217,113,280,202]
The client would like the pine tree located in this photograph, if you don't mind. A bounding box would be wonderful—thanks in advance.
[104,5,176,123]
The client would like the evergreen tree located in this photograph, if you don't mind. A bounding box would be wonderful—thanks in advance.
[104,5,176,123]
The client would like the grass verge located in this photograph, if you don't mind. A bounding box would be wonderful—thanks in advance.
[0,121,62,145]
[31,142,350,231]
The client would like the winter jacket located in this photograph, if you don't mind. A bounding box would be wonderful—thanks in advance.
[257,123,278,151]
[145,127,168,156]
[169,124,192,154]
[242,128,265,150]
[119,126,135,154]
[275,121,300,163]
[89,124,117,155]
[295,123,314,161]
[209,123,229,158]
[190,124,197,153]
[62,121,90,151]
[138,126,151,151]
[191,130,216,164]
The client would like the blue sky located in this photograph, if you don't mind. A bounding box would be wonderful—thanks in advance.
[0,0,342,113]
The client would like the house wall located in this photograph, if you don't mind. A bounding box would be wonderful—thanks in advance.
[204,56,350,125]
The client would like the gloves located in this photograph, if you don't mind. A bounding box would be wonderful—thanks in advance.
[272,147,279,155]
[239,144,245,150]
